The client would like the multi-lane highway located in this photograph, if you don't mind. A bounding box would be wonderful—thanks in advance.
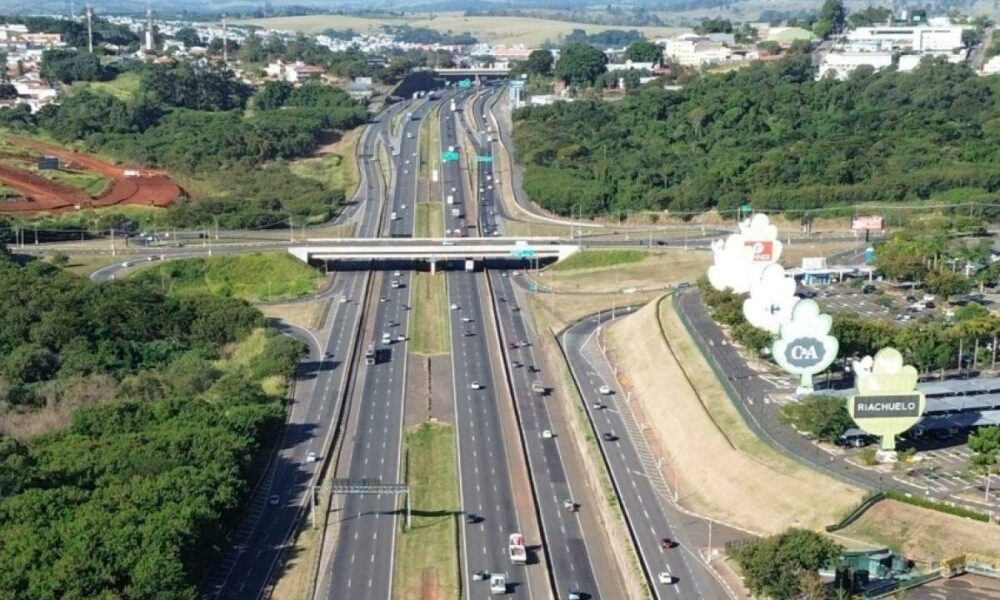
[463,88,614,600]
[202,100,399,600]
[440,91,542,599]
[562,312,734,600]
[321,97,437,600]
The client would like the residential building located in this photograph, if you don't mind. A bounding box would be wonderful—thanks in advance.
[659,33,733,68]
[605,59,656,72]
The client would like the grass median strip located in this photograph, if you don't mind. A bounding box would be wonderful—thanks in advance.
[394,422,460,600]
[409,269,450,355]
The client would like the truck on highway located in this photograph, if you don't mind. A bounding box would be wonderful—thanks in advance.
[365,344,376,365]
[465,259,474,272]
[446,194,454,205]
[450,99,457,112]
[531,381,546,395]
[508,533,526,564]
[489,573,507,594]
[123,169,141,178]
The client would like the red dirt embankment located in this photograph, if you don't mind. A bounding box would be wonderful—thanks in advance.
[0,139,182,213]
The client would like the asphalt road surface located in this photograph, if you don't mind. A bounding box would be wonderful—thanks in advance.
[561,312,733,600]
[202,101,397,599]
[443,91,540,599]
[468,87,611,600]
[322,97,440,600]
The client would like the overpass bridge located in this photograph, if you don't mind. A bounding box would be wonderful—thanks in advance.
[288,237,579,272]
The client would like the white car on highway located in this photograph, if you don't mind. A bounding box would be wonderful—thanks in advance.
[470,381,483,390]
[541,429,553,439]
[658,572,674,585]
[599,385,613,395]
[450,303,459,310]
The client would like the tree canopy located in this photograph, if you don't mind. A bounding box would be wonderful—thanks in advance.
[731,529,842,599]
[513,57,1000,218]
[624,40,663,63]
[0,255,302,598]
[554,43,609,87]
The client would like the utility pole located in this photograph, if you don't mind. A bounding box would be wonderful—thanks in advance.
[110,227,115,256]
[221,13,228,64]
[86,6,93,53]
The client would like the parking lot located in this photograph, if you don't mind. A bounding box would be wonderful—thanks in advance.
[799,282,907,318]
[907,574,1000,600]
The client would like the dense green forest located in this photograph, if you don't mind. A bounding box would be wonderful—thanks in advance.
[0,62,368,229]
[0,254,303,598]
[513,56,1000,218]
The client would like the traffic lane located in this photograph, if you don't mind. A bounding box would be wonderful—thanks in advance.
[566,316,724,599]
[213,269,371,598]
[491,273,601,599]
[448,272,531,597]
[328,271,411,600]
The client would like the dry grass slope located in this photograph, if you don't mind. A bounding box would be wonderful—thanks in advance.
[605,297,863,534]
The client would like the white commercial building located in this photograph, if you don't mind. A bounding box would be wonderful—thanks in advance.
[817,51,893,80]
[658,33,733,68]
[845,25,966,53]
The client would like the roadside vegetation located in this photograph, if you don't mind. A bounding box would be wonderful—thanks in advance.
[394,422,459,600]
[415,203,444,238]
[780,395,854,443]
[0,63,368,230]
[135,252,323,302]
[0,253,302,598]
[729,529,842,600]
[513,58,1000,218]
[551,249,645,271]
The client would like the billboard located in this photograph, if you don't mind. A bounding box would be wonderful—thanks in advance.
[744,240,774,262]
[772,300,838,389]
[852,394,922,419]
[848,348,925,451]
[852,216,884,231]
[708,214,783,294]
[802,257,827,270]
[743,264,799,334]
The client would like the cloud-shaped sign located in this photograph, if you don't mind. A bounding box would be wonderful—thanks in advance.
[772,299,838,388]
[855,348,918,396]
[743,264,799,334]
[707,214,784,293]
[849,348,925,451]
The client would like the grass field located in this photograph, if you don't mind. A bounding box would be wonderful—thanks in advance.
[551,249,646,271]
[605,298,863,534]
[43,168,111,197]
[541,249,709,296]
[837,500,1000,563]
[240,13,687,46]
[77,72,142,101]
[394,422,460,600]
[416,203,444,238]
[135,252,323,302]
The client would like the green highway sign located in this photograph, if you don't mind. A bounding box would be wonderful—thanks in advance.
[510,248,536,258]
[441,151,460,161]
[458,79,473,89]
[477,155,494,163]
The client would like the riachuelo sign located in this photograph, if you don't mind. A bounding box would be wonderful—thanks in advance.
[848,348,925,451]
